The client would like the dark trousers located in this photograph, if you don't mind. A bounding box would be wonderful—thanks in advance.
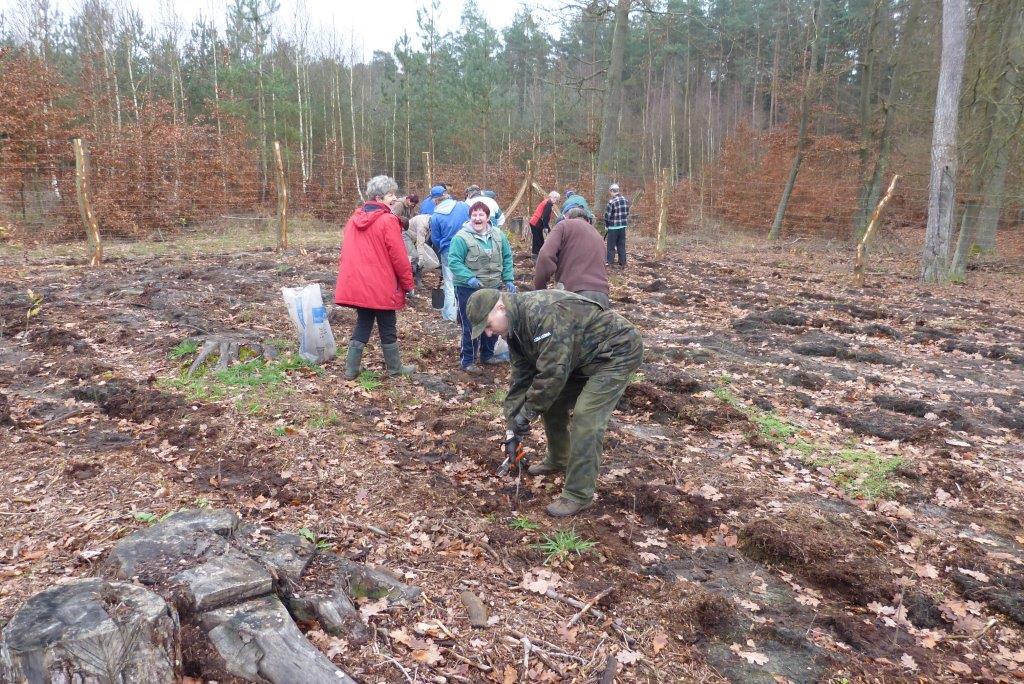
[606,229,626,266]
[352,307,397,345]
[455,285,497,368]
[530,224,546,256]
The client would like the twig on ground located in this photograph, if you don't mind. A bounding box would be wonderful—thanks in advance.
[508,628,585,662]
[501,635,569,677]
[521,636,531,681]
[566,586,614,629]
[447,650,492,672]
[542,588,636,647]
[335,514,389,537]
[381,656,414,683]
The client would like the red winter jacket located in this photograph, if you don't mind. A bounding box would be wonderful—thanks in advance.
[334,202,415,311]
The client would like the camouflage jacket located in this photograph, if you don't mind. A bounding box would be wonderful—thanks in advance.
[503,290,638,424]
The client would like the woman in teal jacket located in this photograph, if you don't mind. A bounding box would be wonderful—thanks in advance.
[448,200,516,372]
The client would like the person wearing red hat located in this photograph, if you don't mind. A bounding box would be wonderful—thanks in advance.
[447,200,516,372]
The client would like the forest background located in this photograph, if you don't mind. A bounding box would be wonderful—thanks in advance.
[0,0,1021,281]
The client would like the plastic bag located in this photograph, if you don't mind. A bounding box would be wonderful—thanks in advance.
[281,284,337,363]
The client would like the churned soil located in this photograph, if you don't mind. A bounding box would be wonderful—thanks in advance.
[1,230,1023,682]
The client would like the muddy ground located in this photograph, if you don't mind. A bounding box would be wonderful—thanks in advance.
[1,232,1023,682]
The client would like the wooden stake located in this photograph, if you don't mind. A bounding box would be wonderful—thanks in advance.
[273,141,288,251]
[655,167,669,259]
[505,160,536,240]
[73,139,102,266]
[422,150,432,189]
[854,174,900,288]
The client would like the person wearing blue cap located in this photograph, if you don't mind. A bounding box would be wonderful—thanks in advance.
[420,185,445,216]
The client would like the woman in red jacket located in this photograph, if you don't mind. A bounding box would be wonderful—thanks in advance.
[335,175,416,379]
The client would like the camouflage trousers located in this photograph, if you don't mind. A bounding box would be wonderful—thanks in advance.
[541,330,643,503]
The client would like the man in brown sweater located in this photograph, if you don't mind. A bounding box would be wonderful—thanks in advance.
[533,216,610,307]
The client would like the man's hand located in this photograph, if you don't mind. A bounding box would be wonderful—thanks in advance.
[511,412,531,438]
[467,277,482,289]
[504,281,517,293]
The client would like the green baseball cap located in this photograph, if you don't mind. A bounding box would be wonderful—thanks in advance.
[467,289,501,339]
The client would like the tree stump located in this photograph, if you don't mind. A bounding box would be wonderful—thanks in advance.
[187,335,280,375]
[0,579,180,683]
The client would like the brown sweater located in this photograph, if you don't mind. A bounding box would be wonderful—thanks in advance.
[533,218,609,294]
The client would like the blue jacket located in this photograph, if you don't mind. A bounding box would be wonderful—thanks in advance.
[420,197,437,216]
[430,199,470,254]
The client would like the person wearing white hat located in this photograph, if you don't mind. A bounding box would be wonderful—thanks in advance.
[603,183,630,269]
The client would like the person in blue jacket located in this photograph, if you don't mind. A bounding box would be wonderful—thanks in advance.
[419,185,444,216]
[430,194,471,321]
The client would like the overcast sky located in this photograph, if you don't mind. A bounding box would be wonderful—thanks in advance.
[4,0,563,58]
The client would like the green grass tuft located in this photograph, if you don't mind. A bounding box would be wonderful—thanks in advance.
[533,528,598,564]
[509,515,540,531]
[169,339,199,359]
[357,370,381,391]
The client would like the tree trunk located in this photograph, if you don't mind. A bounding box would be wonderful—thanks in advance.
[593,0,631,220]
[295,52,307,194]
[852,0,883,236]
[768,0,825,241]
[947,0,1021,277]
[921,0,968,282]
[349,61,362,201]
[974,149,1010,252]
[853,0,921,240]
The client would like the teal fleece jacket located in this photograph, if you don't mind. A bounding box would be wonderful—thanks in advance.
[447,225,514,287]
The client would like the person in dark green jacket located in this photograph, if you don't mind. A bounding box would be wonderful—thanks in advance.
[448,200,516,372]
[465,289,644,516]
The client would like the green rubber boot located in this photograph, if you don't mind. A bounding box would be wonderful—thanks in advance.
[344,340,365,380]
[382,342,415,377]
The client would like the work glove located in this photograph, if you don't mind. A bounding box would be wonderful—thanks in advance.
[467,277,482,289]
[510,412,531,438]
[504,281,517,293]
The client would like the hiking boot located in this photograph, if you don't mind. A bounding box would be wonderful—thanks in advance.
[545,497,593,517]
[382,342,415,376]
[462,364,483,374]
[482,352,510,364]
[344,340,365,380]
[527,462,560,476]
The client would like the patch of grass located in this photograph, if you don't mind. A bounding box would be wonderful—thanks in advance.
[160,354,319,404]
[236,397,263,415]
[714,386,805,448]
[132,511,158,524]
[749,411,799,442]
[509,515,539,531]
[533,528,598,564]
[271,426,289,437]
[357,370,381,391]
[810,448,906,499]
[169,339,199,360]
[267,338,294,351]
[307,410,342,429]
[628,372,645,384]
[157,373,227,401]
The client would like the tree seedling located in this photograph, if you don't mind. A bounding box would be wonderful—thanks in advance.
[298,528,333,551]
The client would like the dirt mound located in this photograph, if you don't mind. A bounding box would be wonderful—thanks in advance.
[621,382,746,431]
[738,509,893,605]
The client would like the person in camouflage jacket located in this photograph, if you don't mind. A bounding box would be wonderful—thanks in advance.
[465,289,643,516]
